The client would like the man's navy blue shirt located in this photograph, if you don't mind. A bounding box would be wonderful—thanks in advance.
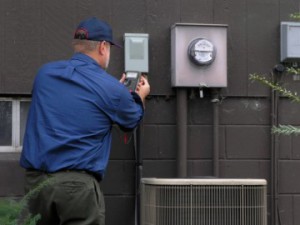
[20,53,144,178]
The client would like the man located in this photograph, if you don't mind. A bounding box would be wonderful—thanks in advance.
[20,17,150,225]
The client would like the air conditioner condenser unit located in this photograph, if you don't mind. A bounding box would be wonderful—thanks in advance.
[141,178,267,225]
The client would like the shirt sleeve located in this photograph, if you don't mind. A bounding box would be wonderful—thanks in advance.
[114,89,144,132]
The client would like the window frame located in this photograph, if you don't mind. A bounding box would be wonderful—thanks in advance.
[0,97,31,152]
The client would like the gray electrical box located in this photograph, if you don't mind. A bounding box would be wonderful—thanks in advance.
[281,22,300,62]
[171,23,228,88]
[124,33,149,73]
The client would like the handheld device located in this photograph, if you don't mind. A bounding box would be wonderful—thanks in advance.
[124,71,141,92]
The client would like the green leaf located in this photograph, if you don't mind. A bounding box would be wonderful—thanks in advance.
[272,125,300,135]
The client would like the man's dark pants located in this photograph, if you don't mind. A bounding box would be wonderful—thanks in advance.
[24,170,105,225]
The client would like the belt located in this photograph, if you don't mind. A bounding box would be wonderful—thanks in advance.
[26,168,102,182]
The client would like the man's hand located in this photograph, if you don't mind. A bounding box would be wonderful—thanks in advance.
[119,73,126,83]
[136,75,150,107]
[120,73,150,107]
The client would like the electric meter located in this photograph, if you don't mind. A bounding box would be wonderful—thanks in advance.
[188,38,216,66]
[171,23,228,87]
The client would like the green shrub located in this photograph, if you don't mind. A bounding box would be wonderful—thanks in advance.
[0,178,52,225]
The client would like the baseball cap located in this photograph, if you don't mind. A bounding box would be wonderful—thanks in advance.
[74,17,122,48]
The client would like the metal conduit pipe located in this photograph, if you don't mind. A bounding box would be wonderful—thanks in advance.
[176,88,188,178]
[271,74,279,225]
[271,84,279,225]
[134,125,142,225]
[211,89,220,177]
[270,64,284,225]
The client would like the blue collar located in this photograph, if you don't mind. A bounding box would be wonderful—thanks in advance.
[71,53,101,67]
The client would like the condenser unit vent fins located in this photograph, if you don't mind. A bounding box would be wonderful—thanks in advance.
[141,178,267,225]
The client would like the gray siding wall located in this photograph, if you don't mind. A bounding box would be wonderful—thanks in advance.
[1,0,300,225]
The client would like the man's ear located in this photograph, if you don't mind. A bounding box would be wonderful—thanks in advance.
[98,41,106,55]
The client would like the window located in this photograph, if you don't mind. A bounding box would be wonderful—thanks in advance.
[0,98,31,152]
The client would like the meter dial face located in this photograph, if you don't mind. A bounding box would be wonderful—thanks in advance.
[188,38,216,66]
